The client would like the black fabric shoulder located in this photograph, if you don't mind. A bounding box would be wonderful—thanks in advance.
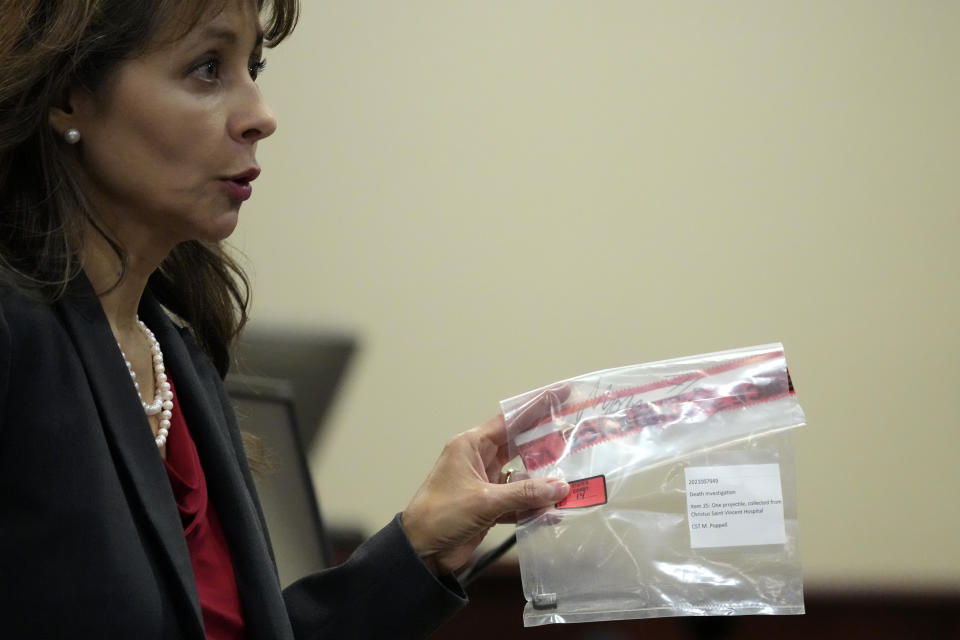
[0,293,9,436]
[0,283,64,437]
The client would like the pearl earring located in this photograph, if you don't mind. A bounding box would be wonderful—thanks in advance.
[63,128,81,144]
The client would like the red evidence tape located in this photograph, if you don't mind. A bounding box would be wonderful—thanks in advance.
[530,350,784,430]
[517,353,795,472]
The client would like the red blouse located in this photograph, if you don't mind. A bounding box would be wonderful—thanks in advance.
[163,380,246,639]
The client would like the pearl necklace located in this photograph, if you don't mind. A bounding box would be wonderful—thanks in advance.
[119,318,174,448]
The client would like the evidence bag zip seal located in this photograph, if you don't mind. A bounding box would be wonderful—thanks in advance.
[513,346,797,472]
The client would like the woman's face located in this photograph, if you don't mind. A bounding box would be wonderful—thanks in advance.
[55,0,276,248]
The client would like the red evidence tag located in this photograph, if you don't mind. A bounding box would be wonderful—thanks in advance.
[556,475,607,509]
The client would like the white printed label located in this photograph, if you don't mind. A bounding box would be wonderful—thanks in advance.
[685,464,786,549]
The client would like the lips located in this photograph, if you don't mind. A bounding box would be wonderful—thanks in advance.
[227,168,261,183]
[221,167,260,202]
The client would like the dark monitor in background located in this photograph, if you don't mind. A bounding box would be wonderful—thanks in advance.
[227,375,330,585]
[231,328,356,449]
[226,329,356,586]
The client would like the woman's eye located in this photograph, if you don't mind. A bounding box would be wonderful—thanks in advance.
[249,59,267,81]
[189,55,265,83]
[191,57,220,81]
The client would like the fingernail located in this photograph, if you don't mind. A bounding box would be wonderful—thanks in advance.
[547,480,569,501]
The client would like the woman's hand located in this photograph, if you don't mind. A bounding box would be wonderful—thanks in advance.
[401,390,570,575]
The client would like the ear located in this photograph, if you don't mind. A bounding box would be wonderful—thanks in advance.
[48,84,97,138]
[48,104,75,138]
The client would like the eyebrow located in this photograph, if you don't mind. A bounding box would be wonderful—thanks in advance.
[199,26,264,49]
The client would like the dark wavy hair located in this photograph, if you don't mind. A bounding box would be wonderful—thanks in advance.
[0,0,299,376]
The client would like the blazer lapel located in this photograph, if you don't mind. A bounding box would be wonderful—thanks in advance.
[139,294,294,639]
[55,276,205,638]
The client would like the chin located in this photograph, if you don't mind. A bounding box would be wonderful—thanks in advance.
[200,208,242,243]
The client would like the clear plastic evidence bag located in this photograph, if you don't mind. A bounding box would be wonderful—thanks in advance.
[501,343,806,626]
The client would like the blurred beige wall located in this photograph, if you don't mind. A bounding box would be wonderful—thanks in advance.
[232,1,959,589]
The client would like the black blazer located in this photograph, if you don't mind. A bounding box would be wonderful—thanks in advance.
[0,276,465,639]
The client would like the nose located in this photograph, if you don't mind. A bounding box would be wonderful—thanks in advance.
[232,83,278,144]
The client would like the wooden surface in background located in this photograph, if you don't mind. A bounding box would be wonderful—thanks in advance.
[433,564,960,640]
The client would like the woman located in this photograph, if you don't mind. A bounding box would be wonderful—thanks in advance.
[0,1,569,638]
